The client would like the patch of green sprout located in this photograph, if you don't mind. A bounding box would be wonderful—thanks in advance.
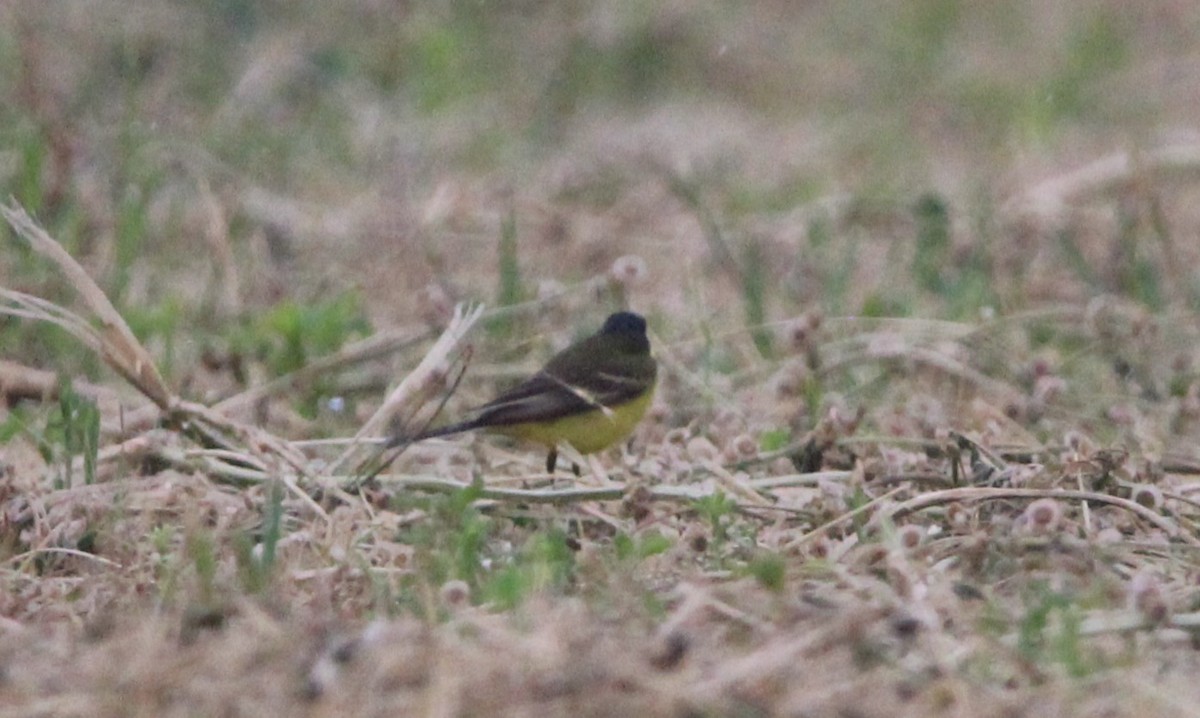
[486,209,525,339]
[1016,582,1097,679]
[392,481,493,614]
[38,377,100,488]
[759,428,791,453]
[692,491,737,549]
[742,238,773,358]
[481,528,576,611]
[613,530,673,562]
[227,291,370,417]
[235,479,285,594]
[185,528,219,609]
[746,552,787,593]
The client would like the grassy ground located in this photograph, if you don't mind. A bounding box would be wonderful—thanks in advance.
[4,1,1200,715]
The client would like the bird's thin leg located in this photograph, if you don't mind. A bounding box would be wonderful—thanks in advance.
[546,447,558,474]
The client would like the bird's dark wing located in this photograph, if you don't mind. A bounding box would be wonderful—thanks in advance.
[469,366,643,427]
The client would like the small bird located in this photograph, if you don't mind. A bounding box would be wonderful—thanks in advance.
[398,311,657,473]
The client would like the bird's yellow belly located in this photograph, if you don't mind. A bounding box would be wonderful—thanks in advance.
[493,386,655,454]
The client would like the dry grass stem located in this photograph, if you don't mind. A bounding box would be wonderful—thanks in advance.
[2,202,173,409]
[888,486,1190,541]
[700,460,772,505]
[1006,142,1200,221]
[7,546,122,570]
[783,485,907,550]
[0,288,105,354]
[332,302,485,472]
[213,325,432,416]
[197,177,242,315]
[0,358,120,406]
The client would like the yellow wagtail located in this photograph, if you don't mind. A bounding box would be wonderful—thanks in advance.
[400,311,657,473]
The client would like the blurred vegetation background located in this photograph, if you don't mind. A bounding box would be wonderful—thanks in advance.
[2,0,1199,432]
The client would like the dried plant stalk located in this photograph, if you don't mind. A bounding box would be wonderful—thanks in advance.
[330,303,485,472]
[1,203,174,409]
[1006,142,1200,221]
[886,486,1190,543]
[0,201,308,483]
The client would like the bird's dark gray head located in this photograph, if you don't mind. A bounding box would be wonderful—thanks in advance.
[600,311,647,336]
[598,311,650,355]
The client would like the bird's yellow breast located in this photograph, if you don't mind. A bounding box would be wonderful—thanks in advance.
[491,384,655,454]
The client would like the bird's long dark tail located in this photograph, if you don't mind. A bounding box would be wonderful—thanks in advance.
[388,418,480,448]
[351,418,481,489]
[351,351,476,487]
